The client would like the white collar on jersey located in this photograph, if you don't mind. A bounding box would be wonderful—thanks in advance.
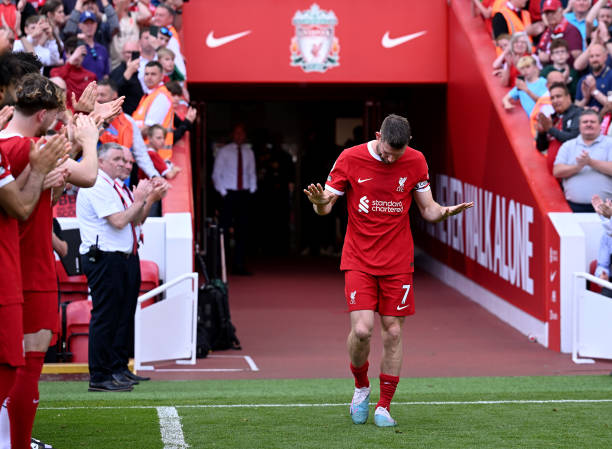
[367,140,382,161]
[0,130,24,139]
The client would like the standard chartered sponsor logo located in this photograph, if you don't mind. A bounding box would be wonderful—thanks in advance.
[371,199,403,213]
[358,196,403,214]
[359,196,370,213]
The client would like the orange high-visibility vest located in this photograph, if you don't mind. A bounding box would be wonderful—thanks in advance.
[99,113,134,148]
[169,25,181,52]
[492,0,505,14]
[132,84,174,160]
[499,5,532,42]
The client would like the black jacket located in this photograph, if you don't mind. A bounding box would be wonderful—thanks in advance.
[536,104,582,152]
[109,62,144,116]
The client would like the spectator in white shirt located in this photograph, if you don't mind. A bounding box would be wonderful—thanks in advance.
[13,15,62,69]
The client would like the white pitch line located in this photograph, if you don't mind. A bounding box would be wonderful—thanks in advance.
[39,398,612,411]
[243,356,259,371]
[155,368,246,372]
[151,355,259,372]
[157,406,188,449]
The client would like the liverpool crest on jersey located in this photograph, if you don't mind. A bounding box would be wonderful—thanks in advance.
[290,4,340,73]
[396,177,407,192]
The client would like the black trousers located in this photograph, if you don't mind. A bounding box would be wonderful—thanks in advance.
[220,190,251,272]
[82,251,141,383]
[567,201,595,213]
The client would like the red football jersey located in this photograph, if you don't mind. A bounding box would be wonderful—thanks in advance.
[0,147,23,305]
[0,134,56,293]
[325,142,430,275]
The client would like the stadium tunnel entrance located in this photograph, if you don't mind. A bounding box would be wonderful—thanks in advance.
[189,83,446,269]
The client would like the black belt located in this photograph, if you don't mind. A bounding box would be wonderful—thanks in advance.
[101,250,134,258]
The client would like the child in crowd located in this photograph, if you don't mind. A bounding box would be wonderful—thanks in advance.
[144,124,181,178]
[157,46,184,84]
[502,55,548,117]
[539,39,578,99]
[494,32,538,87]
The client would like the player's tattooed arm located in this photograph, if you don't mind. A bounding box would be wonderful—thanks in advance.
[304,182,338,216]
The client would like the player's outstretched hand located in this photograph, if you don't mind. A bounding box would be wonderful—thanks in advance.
[304,183,330,205]
[441,201,474,220]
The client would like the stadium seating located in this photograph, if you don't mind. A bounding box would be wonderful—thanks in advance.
[57,260,161,362]
[55,260,88,303]
[65,299,93,363]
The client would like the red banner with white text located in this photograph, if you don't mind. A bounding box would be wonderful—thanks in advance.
[413,1,569,351]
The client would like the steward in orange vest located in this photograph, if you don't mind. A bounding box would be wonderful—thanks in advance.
[492,0,533,40]
[133,81,174,160]
[99,112,134,148]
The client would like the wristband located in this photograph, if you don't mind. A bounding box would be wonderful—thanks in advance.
[594,89,602,97]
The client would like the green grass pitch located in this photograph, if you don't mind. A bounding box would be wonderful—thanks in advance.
[33,376,612,448]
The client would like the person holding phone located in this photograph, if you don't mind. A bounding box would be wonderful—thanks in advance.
[50,36,97,111]
[502,55,548,116]
[109,40,144,115]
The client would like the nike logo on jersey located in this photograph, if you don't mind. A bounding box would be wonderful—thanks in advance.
[396,304,410,311]
[381,31,427,48]
[357,178,373,183]
[206,30,251,48]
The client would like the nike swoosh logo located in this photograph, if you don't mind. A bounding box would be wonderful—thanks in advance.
[206,30,251,48]
[550,271,557,282]
[396,304,410,311]
[358,178,373,183]
[381,31,427,49]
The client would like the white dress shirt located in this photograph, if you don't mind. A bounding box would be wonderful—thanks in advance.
[76,169,135,254]
[125,114,161,178]
[212,142,257,196]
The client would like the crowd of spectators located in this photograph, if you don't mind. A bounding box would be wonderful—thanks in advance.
[473,0,612,212]
[0,0,193,447]
[0,0,193,183]
[473,0,612,288]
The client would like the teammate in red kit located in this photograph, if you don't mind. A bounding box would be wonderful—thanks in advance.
[0,73,100,449]
[304,114,473,427]
[0,135,67,446]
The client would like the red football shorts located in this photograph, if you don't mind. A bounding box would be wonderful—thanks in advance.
[0,304,25,367]
[344,271,415,316]
[22,291,59,335]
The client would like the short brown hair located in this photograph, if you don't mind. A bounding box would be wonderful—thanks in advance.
[15,73,65,116]
[148,124,166,138]
[550,38,569,52]
[380,114,411,149]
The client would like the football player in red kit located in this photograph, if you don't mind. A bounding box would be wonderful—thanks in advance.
[0,73,100,449]
[304,114,473,427]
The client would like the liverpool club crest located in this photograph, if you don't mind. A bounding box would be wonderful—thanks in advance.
[290,4,340,73]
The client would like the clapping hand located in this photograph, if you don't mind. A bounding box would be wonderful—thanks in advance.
[29,134,70,176]
[73,114,100,148]
[72,81,97,113]
[92,96,125,124]
[133,179,153,203]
